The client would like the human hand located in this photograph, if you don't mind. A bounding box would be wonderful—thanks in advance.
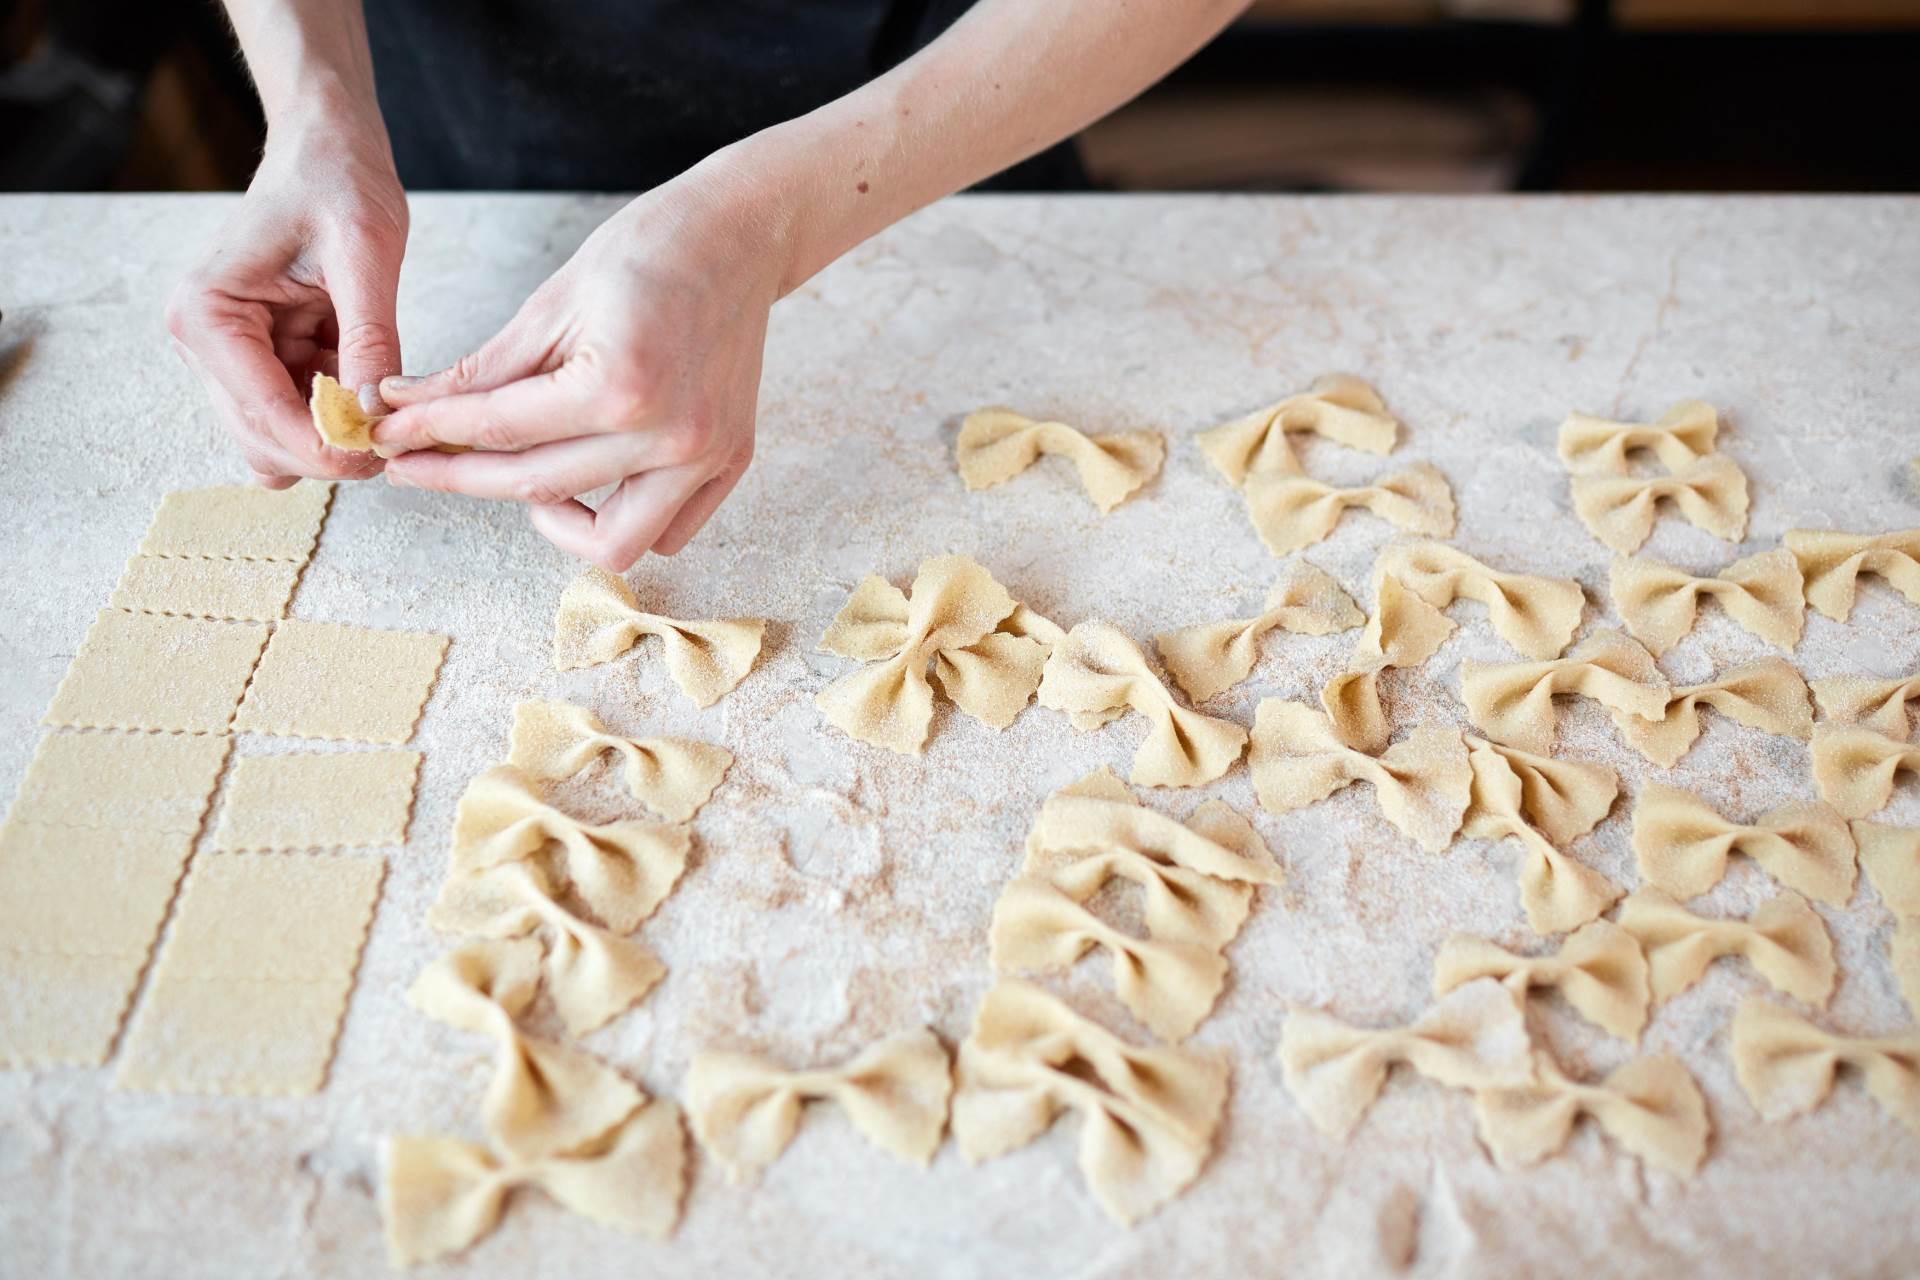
[373,165,781,570]
[165,101,407,487]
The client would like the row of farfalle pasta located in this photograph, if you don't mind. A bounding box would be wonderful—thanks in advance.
[1557,400,1749,553]
[381,696,738,1266]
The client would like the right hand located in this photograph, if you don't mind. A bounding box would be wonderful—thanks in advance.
[165,104,408,487]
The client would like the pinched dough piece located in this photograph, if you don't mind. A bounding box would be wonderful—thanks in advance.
[1377,542,1584,660]
[1317,573,1457,754]
[449,765,691,934]
[235,618,448,743]
[428,862,664,1038]
[1433,921,1649,1042]
[956,408,1164,513]
[1463,736,1617,848]
[1556,400,1719,475]
[1570,455,1749,554]
[686,1029,951,1182]
[508,700,731,823]
[1630,782,1856,905]
[1616,887,1834,1006]
[1784,528,1920,621]
[1038,622,1247,787]
[1730,997,1920,1135]
[0,823,197,1067]
[553,567,765,707]
[1250,700,1470,853]
[138,481,332,561]
[110,554,305,622]
[1154,561,1363,703]
[1609,548,1804,656]
[1278,978,1532,1140]
[816,555,1023,752]
[383,1101,686,1268]
[11,731,229,832]
[45,609,268,734]
[1195,374,1398,484]
[1461,628,1669,755]
[1811,724,1920,819]
[209,749,422,850]
[1608,657,1812,769]
[1464,737,1621,935]
[1244,463,1456,556]
[408,939,649,1160]
[1812,672,1920,740]
[1854,822,1920,917]
[990,876,1231,1042]
[952,979,1229,1226]
[310,372,377,450]
[114,852,383,1096]
[1475,1051,1709,1178]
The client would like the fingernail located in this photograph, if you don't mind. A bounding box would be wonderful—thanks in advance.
[358,382,385,415]
[386,468,413,488]
[382,375,423,394]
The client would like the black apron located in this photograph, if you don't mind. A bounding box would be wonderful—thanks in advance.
[363,0,1087,192]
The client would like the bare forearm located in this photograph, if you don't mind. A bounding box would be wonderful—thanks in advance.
[710,0,1249,294]
[220,0,386,140]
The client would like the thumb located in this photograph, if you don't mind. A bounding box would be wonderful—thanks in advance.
[326,247,404,404]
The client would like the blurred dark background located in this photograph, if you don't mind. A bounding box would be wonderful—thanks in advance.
[5,0,1920,193]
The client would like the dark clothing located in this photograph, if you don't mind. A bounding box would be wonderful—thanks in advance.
[362,0,1086,192]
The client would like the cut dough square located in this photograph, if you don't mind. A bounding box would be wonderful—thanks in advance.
[137,481,332,561]
[115,853,383,1096]
[153,851,384,980]
[109,555,304,622]
[0,950,150,1068]
[233,619,448,744]
[209,750,422,851]
[0,821,196,954]
[11,731,230,832]
[44,610,269,734]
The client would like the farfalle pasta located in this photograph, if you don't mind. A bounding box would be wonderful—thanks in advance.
[935,600,1065,729]
[816,554,1035,753]
[1195,374,1398,483]
[1556,400,1719,475]
[1375,541,1584,660]
[1319,572,1456,753]
[686,1029,951,1181]
[1154,561,1363,703]
[1277,978,1532,1140]
[383,1100,685,1267]
[1609,548,1805,655]
[1432,921,1649,1042]
[1244,463,1457,556]
[1730,997,1920,1136]
[989,877,1230,1042]
[1461,628,1669,755]
[428,861,666,1037]
[952,979,1229,1225]
[406,939,648,1161]
[1630,782,1856,905]
[1608,658,1812,769]
[1855,822,1920,918]
[449,765,692,933]
[1474,1051,1708,1178]
[1024,768,1282,950]
[1037,621,1248,787]
[1464,737,1621,935]
[1571,455,1749,554]
[551,567,765,707]
[1784,528,1920,621]
[1811,672,1920,740]
[1811,725,1920,819]
[507,699,731,822]
[1249,700,1470,853]
[956,408,1164,513]
[1616,887,1834,1006]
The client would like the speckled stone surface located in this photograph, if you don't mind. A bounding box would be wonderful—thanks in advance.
[2,193,1918,1278]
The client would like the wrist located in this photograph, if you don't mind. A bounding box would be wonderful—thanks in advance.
[263,76,393,170]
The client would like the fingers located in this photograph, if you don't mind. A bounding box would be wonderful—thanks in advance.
[372,367,606,455]
[322,239,405,399]
[652,448,750,555]
[384,431,688,503]
[528,464,712,571]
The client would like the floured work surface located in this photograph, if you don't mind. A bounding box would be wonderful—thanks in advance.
[2,194,1917,1278]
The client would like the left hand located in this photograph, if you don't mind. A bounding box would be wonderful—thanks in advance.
[373,163,786,569]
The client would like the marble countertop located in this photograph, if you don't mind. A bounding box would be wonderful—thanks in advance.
[2,193,1917,1279]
